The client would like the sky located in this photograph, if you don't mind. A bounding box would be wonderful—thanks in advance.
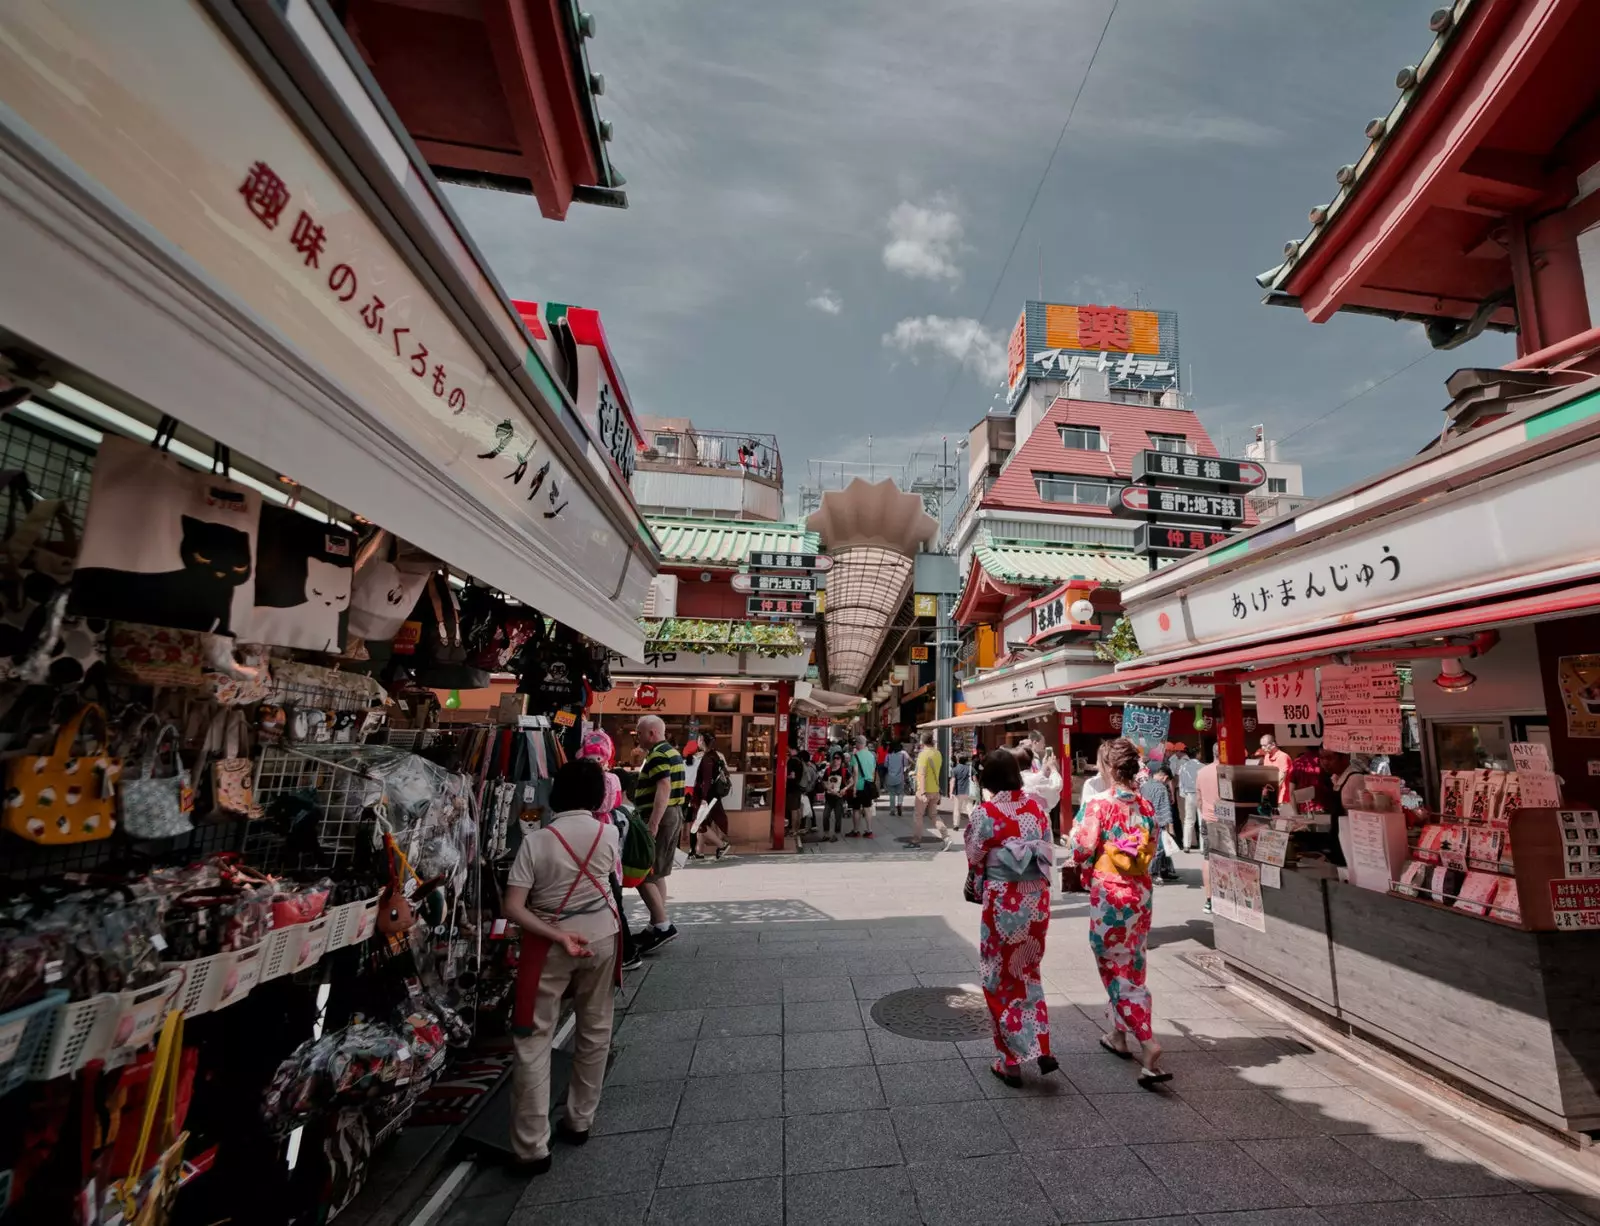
[444,0,1514,510]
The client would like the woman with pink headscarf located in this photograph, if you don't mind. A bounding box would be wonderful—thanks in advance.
[579,729,641,971]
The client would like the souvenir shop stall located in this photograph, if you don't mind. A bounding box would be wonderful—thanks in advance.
[1046,375,1600,1136]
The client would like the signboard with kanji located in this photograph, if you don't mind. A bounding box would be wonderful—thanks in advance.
[1134,523,1234,558]
[913,594,938,618]
[1120,486,1245,524]
[748,595,816,618]
[749,552,831,571]
[745,573,818,595]
[910,645,930,663]
[1131,450,1265,491]
[1005,301,1180,405]
[1253,669,1317,726]
[1550,878,1600,930]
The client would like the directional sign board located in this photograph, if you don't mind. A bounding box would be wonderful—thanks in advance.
[1120,485,1245,524]
[1135,523,1235,558]
[748,595,817,618]
[733,572,820,595]
[1131,450,1265,491]
[748,551,832,572]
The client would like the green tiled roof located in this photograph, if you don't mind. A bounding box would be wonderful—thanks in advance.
[974,543,1148,587]
[647,516,821,566]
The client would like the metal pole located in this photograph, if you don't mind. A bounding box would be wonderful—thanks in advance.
[935,592,953,792]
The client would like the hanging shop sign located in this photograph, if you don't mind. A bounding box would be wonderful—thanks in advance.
[913,594,939,618]
[0,0,657,655]
[748,551,832,572]
[1135,523,1234,558]
[633,683,661,709]
[1006,301,1180,404]
[910,645,930,664]
[732,573,819,595]
[1252,669,1318,727]
[1120,486,1245,524]
[748,595,816,618]
[1121,704,1172,751]
[1131,451,1265,491]
[1128,444,1600,659]
[547,305,643,485]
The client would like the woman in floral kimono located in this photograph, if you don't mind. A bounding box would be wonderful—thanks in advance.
[964,748,1058,1088]
[1070,737,1171,1086]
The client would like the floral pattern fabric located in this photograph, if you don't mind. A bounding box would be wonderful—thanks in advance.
[964,790,1054,1066]
[1072,789,1157,1042]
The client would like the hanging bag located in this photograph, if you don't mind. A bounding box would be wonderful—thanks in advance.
[119,717,193,840]
[202,708,256,819]
[106,1010,188,1226]
[2,703,120,844]
[345,531,433,644]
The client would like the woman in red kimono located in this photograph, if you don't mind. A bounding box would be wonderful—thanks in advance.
[964,748,1058,1088]
[1070,737,1172,1087]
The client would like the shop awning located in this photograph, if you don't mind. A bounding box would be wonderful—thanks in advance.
[648,516,821,567]
[792,685,863,716]
[973,543,1150,587]
[919,700,1057,729]
[1044,580,1600,698]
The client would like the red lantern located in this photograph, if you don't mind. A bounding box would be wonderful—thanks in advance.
[634,683,660,709]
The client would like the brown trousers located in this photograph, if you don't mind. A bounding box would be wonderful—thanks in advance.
[510,939,618,1160]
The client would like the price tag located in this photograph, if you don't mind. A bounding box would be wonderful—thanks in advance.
[1260,864,1283,889]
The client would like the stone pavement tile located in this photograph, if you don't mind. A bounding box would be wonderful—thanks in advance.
[908,1153,1054,1226]
[786,1029,873,1069]
[507,1190,651,1225]
[1087,1091,1221,1145]
[1188,1211,1327,1225]
[707,979,785,1007]
[676,1071,784,1124]
[1168,1017,1279,1052]
[890,1100,1016,1162]
[1332,1132,1515,1199]
[659,1117,783,1186]
[591,1080,685,1136]
[1316,1201,1457,1225]
[782,956,852,978]
[784,1065,885,1115]
[992,1093,1113,1153]
[690,1034,782,1077]
[1238,1136,1412,1205]
[1061,1051,1159,1095]
[699,1004,783,1037]
[852,975,919,1001]
[1160,990,1237,1021]
[914,972,983,989]
[1032,1143,1184,1222]
[842,954,917,977]
[783,976,857,1003]
[608,1040,696,1086]
[965,1056,1080,1100]
[617,1009,704,1045]
[625,985,707,1015]
[645,1177,783,1226]
[785,999,867,1033]
[876,1058,985,1107]
[867,1028,961,1064]
[785,1166,921,1226]
[908,948,980,974]
[785,1108,904,1174]
[516,1129,670,1207]
[1434,1193,1598,1225]
[1272,1086,1413,1135]
[1137,1140,1303,1214]
[1230,1055,1341,1092]
[1175,1089,1327,1140]
[1160,1049,1250,1090]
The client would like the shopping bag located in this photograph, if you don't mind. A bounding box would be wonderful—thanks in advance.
[345,531,433,644]
[1161,829,1181,859]
[107,622,206,687]
[201,709,256,819]
[118,716,193,840]
[688,801,714,834]
[106,1010,188,1226]
[247,504,355,652]
[70,433,260,635]
[2,703,121,844]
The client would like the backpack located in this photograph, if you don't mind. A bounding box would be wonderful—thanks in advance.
[710,757,731,800]
[617,803,655,888]
[799,761,819,792]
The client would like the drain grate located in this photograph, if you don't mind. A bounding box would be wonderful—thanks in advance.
[870,987,991,1041]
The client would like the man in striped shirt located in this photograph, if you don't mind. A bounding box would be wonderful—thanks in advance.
[632,715,685,953]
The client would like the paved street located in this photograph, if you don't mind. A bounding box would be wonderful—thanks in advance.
[446,803,1600,1226]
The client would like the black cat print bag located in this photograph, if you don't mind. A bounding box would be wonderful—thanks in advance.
[69,433,262,636]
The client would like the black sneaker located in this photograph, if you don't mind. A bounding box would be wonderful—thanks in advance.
[621,951,643,971]
[637,924,678,955]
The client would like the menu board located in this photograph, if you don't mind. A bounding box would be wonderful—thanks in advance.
[1320,663,1402,754]
[1549,878,1600,930]
[1344,808,1408,892]
[1557,809,1600,878]
[1253,828,1290,867]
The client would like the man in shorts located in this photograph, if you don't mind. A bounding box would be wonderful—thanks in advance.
[632,715,685,953]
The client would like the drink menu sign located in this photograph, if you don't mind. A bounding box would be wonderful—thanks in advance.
[1550,878,1600,930]
[1320,664,1401,754]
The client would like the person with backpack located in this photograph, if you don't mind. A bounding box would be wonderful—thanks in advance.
[848,735,878,838]
[794,749,821,834]
[882,741,910,816]
[688,732,733,860]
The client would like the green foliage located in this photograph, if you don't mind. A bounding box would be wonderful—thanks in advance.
[640,617,806,659]
[1094,614,1142,664]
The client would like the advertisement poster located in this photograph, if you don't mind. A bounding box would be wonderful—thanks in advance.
[1209,856,1265,931]
[1557,655,1600,738]
[1253,669,1317,727]
[1121,704,1171,753]
[1550,878,1600,930]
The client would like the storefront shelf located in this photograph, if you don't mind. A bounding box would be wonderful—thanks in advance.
[0,991,68,1094]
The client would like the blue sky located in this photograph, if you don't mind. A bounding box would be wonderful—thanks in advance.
[446,0,1513,506]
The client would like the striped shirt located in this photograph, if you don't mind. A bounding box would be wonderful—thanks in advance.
[633,740,686,813]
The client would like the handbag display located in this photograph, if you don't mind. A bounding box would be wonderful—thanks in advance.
[108,623,206,688]
[0,485,105,688]
[106,1010,189,1226]
[119,717,193,840]
[247,504,355,652]
[346,531,434,645]
[1,702,121,844]
[202,708,256,819]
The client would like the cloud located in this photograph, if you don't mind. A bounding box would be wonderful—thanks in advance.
[882,196,965,284]
[1087,112,1285,148]
[882,315,1007,383]
[807,289,843,315]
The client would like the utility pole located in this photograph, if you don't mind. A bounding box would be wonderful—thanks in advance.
[935,591,954,781]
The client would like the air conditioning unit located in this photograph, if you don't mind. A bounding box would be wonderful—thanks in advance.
[642,574,679,618]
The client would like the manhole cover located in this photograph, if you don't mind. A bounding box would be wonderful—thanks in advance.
[870,987,990,1041]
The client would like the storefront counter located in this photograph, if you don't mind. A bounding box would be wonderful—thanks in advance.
[1218,872,1600,1134]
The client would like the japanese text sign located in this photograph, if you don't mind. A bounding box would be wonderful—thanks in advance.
[748,596,816,618]
[1252,670,1317,726]
[749,552,827,571]
[1135,523,1233,558]
[1131,451,1265,491]
[1550,878,1600,930]
[1121,705,1171,751]
[1120,486,1244,523]
[1006,300,1180,404]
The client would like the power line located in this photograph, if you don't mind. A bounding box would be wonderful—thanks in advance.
[1275,351,1436,449]
[902,0,1121,473]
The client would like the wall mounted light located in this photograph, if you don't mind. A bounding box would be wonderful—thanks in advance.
[1434,659,1476,693]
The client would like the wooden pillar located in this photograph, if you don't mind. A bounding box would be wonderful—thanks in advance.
[1217,683,1246,767]
[772,680,791,851]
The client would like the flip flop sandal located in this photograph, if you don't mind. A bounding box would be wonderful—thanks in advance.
[1099,1035,1133,1060]
[1138,1067,1174,1088]
[990,1061,1023,1089]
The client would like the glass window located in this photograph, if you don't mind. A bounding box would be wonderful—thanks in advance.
[1033,474,1118,506]
[653,433,680,457]
[1148,432,1193,454]
[1058,425,1105,451]
[1267,477,1288,493]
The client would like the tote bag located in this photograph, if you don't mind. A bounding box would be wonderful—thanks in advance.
[70,434,260,635]
[346,531,433,644]
[247,504,355,652]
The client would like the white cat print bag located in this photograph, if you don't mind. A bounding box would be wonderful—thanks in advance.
[245,505,356,652]
[70,431,262,636]
[345,531,433,644]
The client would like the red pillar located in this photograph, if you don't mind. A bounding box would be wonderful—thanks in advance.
[1216,683,1246,767]
[1057,706,1073,831]
[772,681,791,851]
